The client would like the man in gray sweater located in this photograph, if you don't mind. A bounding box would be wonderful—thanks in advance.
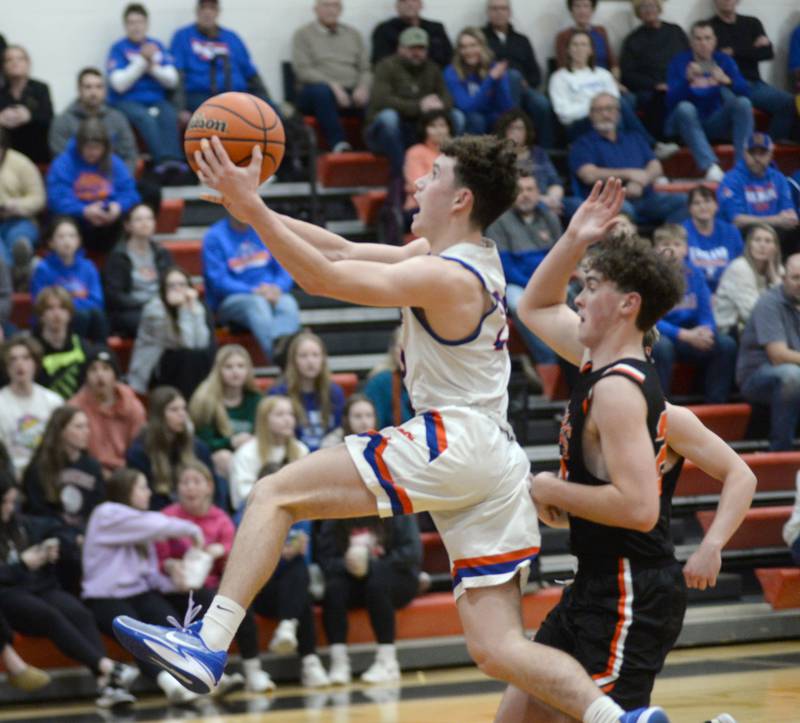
[49,68,139,175]
[292,0,371,153]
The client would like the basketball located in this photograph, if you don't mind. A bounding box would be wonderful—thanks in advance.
[184,92,285,185]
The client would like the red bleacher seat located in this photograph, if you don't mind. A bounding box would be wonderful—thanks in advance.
[677,452,800,497]
[653,180,718,195]
[7,586,561,671]
[755,568,800,609]
[696,505,791,550]
[164,239,203,276]
[686,403,751,442]
[317,152,390,188]
[155,198,185,234]
[352,189,388,226]
[660,142,799,179]
[303,115,366,151]
[535,363,570,402]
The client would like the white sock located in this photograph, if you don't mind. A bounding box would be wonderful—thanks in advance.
[156,671,180,696]
[329,643,349,662]
[376,644,397,663]
[242,657,262,677]
[583,695,626,723]
[199,595,246,652]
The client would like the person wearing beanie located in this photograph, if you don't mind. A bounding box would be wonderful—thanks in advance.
[70,348,146,477]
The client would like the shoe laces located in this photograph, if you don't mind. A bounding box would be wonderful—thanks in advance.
[166,590,203,632]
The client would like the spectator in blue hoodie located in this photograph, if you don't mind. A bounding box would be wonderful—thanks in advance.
[717,132,800,256]
[665,20,752,183]
[443,27,515,135]
[203,215,301,361]
[46,118,141,254]
[169,0,272,119]
[106,3,189,183]
[651,224,737,403]
[30,217,108,343]
[486,172,560,364]
[682,185,743,294]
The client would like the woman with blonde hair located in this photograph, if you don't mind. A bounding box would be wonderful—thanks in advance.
[444,27,514,134]
[714,223,783,336]
[269,331,345,451]
[230,395,307,511]
[228,394,330,688]
[190,344,262,480]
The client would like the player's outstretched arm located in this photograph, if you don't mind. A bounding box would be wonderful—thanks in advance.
[665,403,756,590]
[531,375,660,531]
[276,214,431,264]
[517,179,625,366]
[195,136,477,311]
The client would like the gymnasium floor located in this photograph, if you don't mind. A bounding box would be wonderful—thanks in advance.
[1,640,798,723]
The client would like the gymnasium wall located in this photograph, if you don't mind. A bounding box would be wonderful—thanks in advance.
[4,0,800,113]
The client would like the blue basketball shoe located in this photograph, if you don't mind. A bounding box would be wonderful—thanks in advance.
[620,707,670,723]
[112,596,226,694]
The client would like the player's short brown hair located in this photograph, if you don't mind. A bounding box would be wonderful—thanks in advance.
[440,135,518,230]
[585,234,684,331]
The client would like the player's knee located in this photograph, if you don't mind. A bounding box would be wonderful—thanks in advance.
[249,473,301,522]
[466,638,508,681]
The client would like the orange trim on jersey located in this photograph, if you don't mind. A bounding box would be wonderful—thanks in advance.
[364,433,415,515]
[654,409,668,496]
[604,363,646,384]
[451,545,541,574]
[591,558,633,691]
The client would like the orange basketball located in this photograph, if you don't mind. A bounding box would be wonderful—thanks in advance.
[184,92,285,184]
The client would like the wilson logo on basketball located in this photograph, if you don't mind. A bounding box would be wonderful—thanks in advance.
[187,114,228,133]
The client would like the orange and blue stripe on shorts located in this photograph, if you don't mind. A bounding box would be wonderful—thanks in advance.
[361,432,414,516]
[451,546,540,590]
[423,410,448,461]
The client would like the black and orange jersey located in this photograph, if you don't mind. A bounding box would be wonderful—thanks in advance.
[558,357,681,563]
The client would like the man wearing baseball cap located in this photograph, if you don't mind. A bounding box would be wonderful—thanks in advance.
[366,26,461,180]
[718,131,800,254]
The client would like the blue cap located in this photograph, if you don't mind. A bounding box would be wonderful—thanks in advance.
[747,132,773,152]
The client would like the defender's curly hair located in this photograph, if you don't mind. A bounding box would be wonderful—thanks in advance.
[440,135,519,230]
[584,234,685,332]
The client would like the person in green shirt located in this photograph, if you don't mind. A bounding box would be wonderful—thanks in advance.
[189,344,262,480]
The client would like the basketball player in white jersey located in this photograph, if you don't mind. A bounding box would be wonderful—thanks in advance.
[113,135,669,723]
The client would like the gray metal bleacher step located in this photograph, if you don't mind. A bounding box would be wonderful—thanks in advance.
[162,181,383,202]
[255,352,385,378]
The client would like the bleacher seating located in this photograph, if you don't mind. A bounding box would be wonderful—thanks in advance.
[677,453,800,497]
[756,568,800,609]
[696,506,791,550]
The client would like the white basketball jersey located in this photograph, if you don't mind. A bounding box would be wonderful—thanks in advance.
[400,240,510,419]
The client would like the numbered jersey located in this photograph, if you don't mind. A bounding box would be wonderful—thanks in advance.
[400,240,510,419]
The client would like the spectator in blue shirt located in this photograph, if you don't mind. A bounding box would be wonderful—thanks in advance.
[269,331,345,452]
[443,27,514,135]
[46,118,141,253]
[683,184,743,294]
[651,224,737,403]
[30,217,108,343]
[107,3,188,182]
[570,92,687,225]
[665,20,753,182]
[717,132,800,255]
[169,0,272,117]
[202,215,301,361]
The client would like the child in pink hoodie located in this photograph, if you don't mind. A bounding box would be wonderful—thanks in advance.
[156,461,274,693]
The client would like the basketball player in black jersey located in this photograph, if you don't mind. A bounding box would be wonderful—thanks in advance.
[493,179,756,722]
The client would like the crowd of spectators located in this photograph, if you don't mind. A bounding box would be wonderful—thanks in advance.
[2,0,800,707]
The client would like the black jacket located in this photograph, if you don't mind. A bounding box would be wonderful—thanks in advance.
[317,515,422,578]
[482,23,541,89]
[103,240,175,313]
[708,14,771,82]
[371,17,453,69]
[620,21,689,93]
[0,79,54,164]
